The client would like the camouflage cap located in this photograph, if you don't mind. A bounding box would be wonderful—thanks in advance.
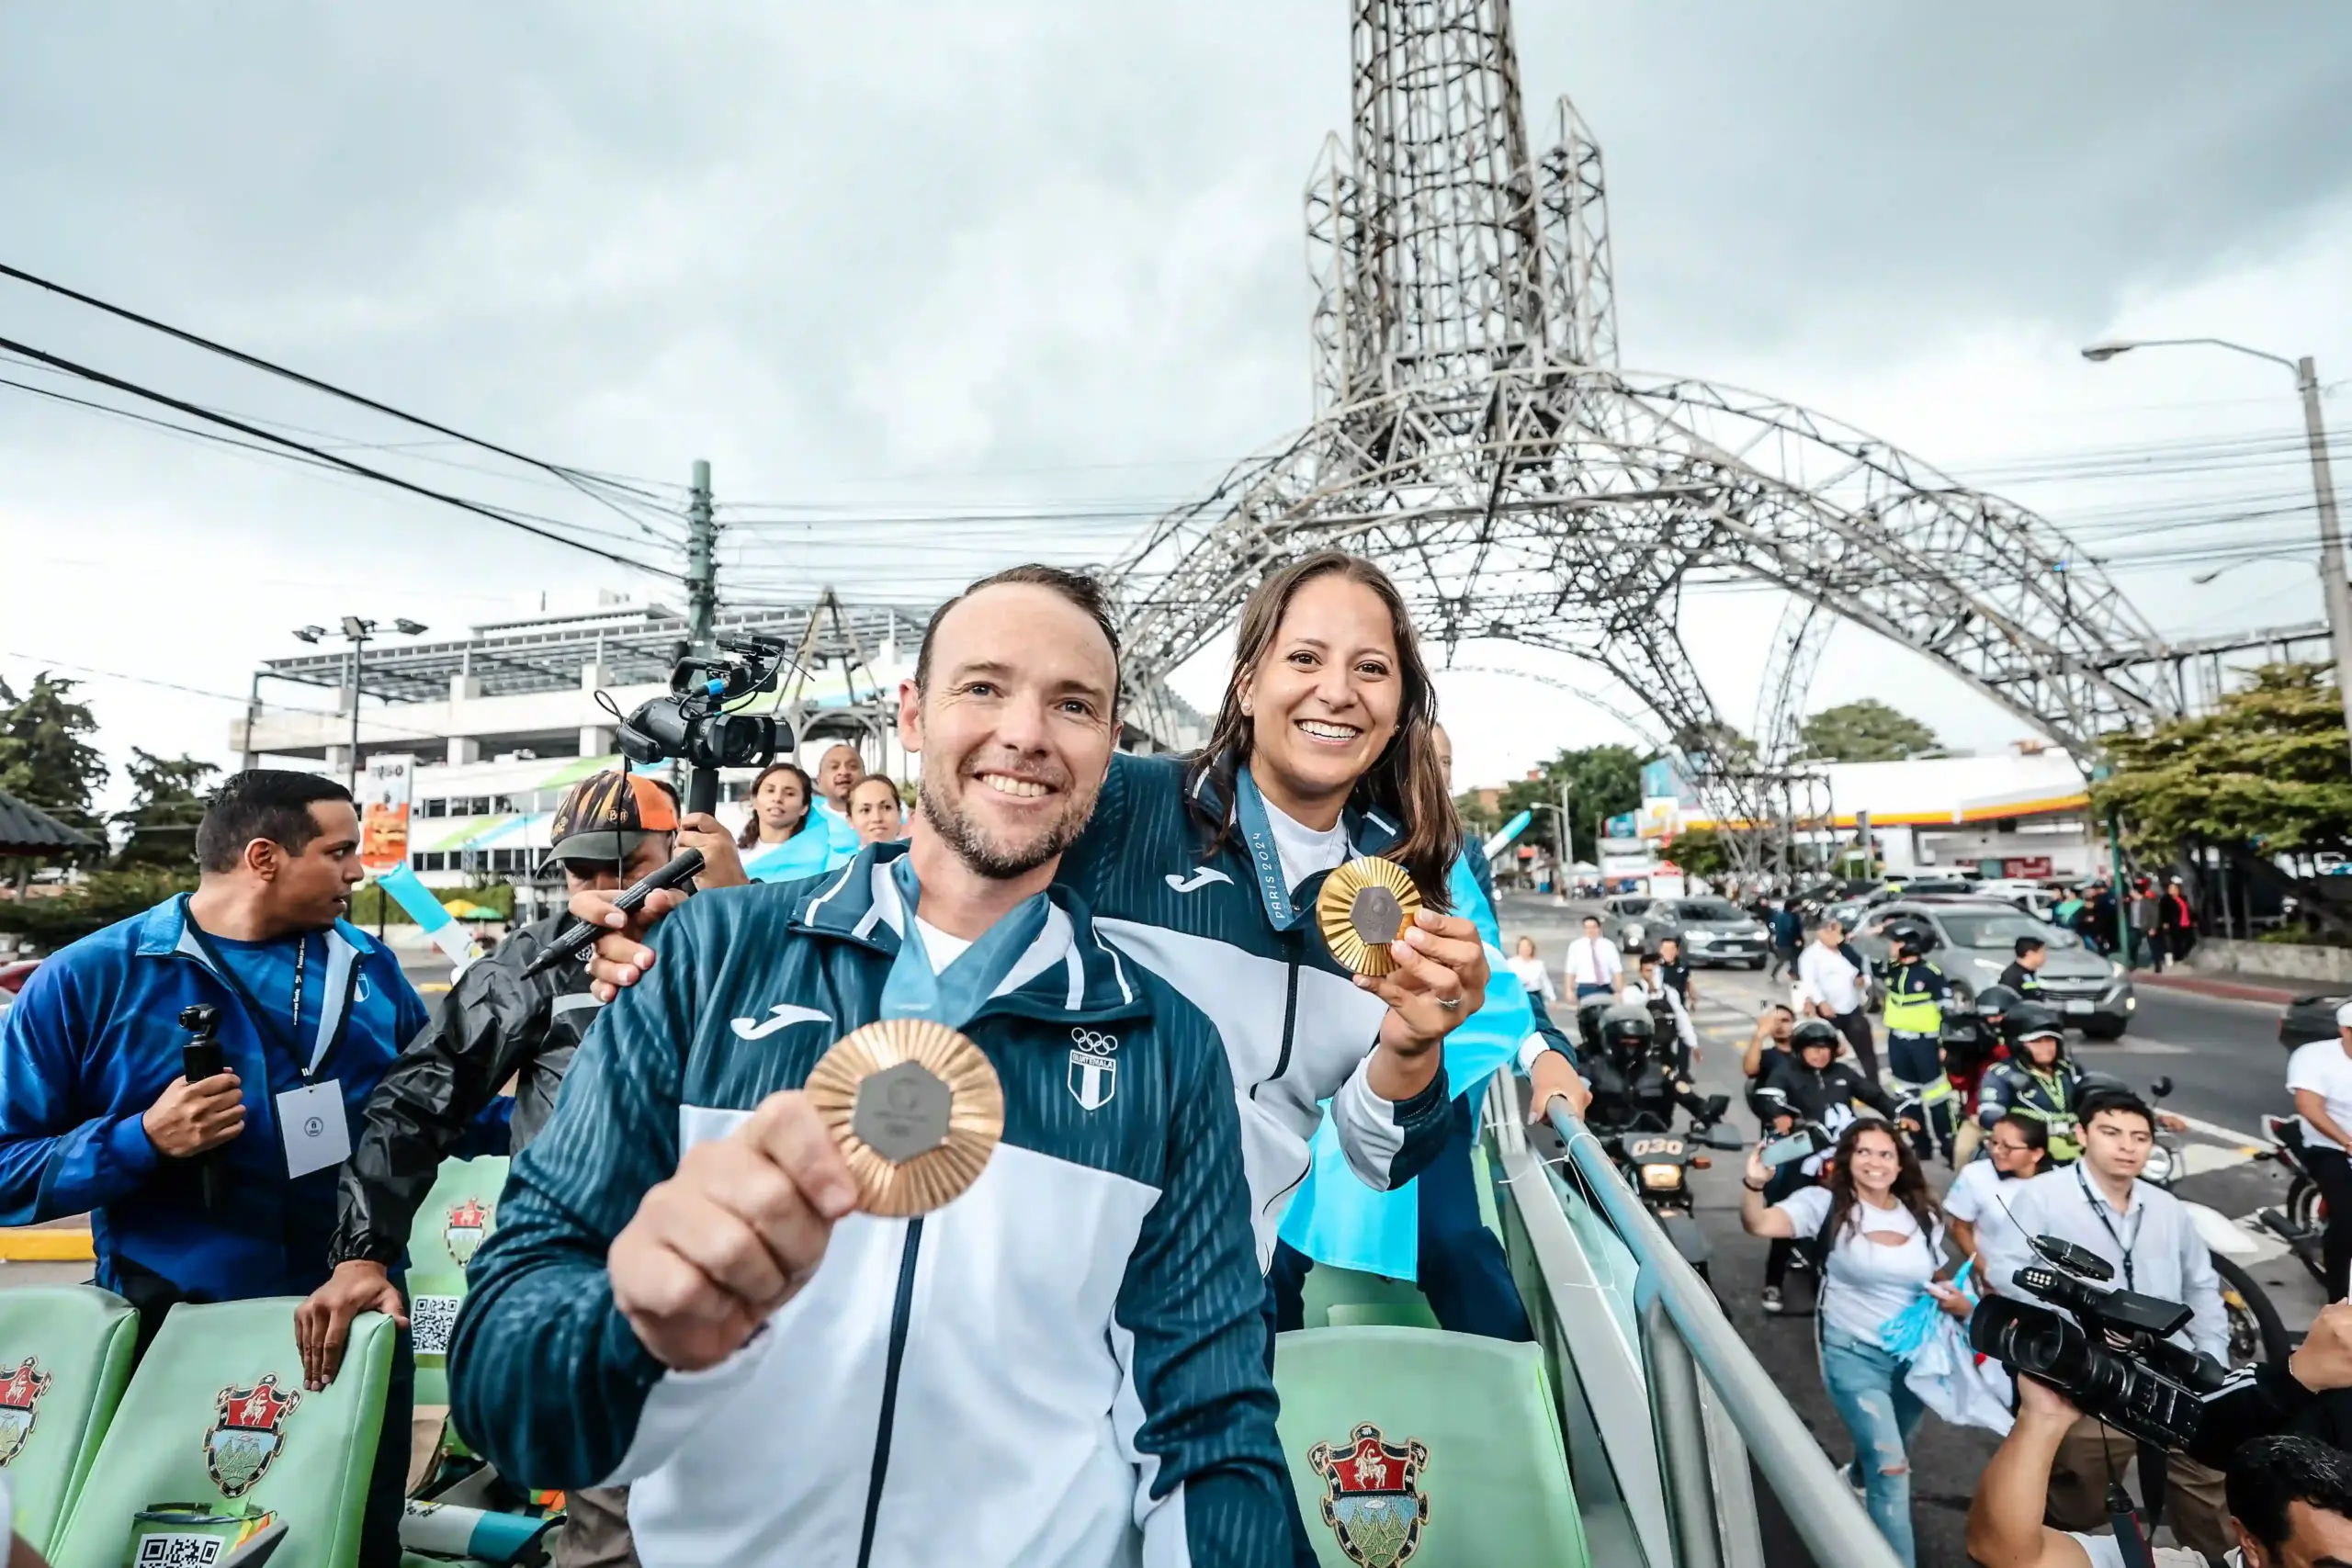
[544,770,680,871]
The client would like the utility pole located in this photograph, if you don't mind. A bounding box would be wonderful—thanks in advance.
[2297,356,2352,774]
[1558,776,1574,898]
[686,458,718,659]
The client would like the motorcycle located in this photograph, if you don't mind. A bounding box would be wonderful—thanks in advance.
[1595,1096,1743,1283]
[2256,1112,2329,1288]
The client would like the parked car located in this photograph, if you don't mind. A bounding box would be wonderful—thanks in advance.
[1611,897,1771,968]
[1849,897,2137,1039]
[2280,993,2347,1052]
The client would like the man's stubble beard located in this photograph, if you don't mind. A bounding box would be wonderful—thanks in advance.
[919,768,1095,880]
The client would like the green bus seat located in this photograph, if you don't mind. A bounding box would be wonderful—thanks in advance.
[0,1284,137,1551]
[1297,1265,1440,1332]
[49,1299,393,1568]
[404,1156,506,1409]
[1275,1325,1590,1568]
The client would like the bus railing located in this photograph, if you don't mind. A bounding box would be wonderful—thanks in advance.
[1493,1093,1904,1568]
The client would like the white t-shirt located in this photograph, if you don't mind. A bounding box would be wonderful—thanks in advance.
[1564,936,1623,988]
[1262,796,1351,896]
[1943,1158,2023,1226]
[914,916,974,972]
[1775,1186,1945,1345]
[2288,1039,2352,1151]
[1506,954,1557,1001]
[2069,1534,2232,1568]
[1797,940,1864,1015]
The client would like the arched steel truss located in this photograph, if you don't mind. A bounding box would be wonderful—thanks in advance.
[1105,0,2177,789]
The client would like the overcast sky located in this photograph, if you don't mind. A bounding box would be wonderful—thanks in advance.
[5,1,2351,806]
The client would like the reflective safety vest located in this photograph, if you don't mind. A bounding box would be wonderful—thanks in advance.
[1883,960,1947,1037]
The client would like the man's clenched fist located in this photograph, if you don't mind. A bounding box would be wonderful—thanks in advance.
[609,1090,860,1371]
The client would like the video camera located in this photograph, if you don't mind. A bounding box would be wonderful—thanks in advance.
[615,637,795,815]
[1971,1234,2226,1451]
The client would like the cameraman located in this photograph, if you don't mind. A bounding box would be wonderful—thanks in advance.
[1979,1088,2233,1560]
[1967,1374,2352,1567]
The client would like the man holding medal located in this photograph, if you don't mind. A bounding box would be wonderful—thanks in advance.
[452,568,1291,1566]
[0,770,438,1567]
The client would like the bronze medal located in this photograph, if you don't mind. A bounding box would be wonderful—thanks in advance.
[804,1019,1005,1216]
[1315,857,1423,977]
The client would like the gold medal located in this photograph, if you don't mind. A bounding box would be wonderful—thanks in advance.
[1315,856,1423,977]
[804,1019,1005,1217]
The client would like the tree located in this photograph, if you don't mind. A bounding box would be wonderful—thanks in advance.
[1489,744,1647,864]
[1669,721,1754,765]
[2093,663,2352,855]
[1665,825,1731,880]
[1797,700,1941,763]
[0,673,107,839]
[113,749,220,868]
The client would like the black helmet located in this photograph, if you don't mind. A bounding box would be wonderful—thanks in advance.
[1974,983,2022,1021]
[1791,1018,1840,1057]
[1884,919,1933,953]
[1576,995,1614,1054]
[1599,1004,1655,1068]
[2005,1001,2066,1055]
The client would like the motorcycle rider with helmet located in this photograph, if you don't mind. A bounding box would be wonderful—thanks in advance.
[1975,1004,2087,1162]
[1750,1019,1920,1314]
[1879,919,1955,1164]
[1581,1003,1718,1134]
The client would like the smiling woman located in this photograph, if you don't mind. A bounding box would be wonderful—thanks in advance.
[1184,550,1455,904]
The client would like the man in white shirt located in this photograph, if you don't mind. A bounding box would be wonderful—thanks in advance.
[2288,999,2352,1303]
[1977,1089,2233,1561]
[1563,915,1623,1000]
[1796,916,1878,1079]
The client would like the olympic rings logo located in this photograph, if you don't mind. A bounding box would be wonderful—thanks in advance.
[1070,1027,1118,1055]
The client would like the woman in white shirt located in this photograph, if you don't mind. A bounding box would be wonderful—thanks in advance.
[1944,1112,2052,1271]
[1742,1118,1970,1567]
[1504,935,1556,1004]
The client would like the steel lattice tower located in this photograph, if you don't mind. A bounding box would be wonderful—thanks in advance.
[1107,0,2179,871]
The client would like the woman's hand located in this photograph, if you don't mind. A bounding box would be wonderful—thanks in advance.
[1365,910,1488,1055]
[1927,1280,1973,1319]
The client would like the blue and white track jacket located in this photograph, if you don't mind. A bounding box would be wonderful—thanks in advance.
[1059,755,1453,1266]
[449,844,1289,1568]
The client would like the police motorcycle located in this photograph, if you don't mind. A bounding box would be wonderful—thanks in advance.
[1577,999,1742,1280]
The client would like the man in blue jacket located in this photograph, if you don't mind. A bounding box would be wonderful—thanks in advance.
[0,769,440,1567]
[451,567,1290,1566]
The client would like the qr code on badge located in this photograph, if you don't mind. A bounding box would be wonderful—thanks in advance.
[136,1534,223,1568]
[411,1293,462,1356]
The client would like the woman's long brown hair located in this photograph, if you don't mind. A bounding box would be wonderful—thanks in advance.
[736,761,814,850]
[1182,550,1456,907]
[1822,1118,1941,1242]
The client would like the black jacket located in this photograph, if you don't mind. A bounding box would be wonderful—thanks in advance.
[327,912,598,1268]
[1996,961,2046,998]
[1752,1055,1902,1128]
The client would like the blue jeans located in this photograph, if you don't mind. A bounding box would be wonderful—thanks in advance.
[1817,1324,1924,1567]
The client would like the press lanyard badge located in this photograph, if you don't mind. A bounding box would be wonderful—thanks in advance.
[277,1079,351,1179]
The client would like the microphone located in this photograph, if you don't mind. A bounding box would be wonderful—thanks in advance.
[175,1003,229,1213]
[522,849,705,978]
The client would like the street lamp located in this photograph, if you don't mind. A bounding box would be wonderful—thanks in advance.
[297,617,430,791]
[2190,554,2311,587]
[2085,336,2352,771]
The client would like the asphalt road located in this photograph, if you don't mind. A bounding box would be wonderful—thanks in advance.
[1494,891,2322,1567]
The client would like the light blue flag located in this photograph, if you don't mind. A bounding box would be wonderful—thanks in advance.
[742,804,860,884]
[1277,852,1537,1280]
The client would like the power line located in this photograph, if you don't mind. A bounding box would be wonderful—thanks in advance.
[0,259,676,538]
[0,331,684,580]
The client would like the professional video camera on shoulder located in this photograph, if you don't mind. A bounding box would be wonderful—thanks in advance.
[1972,1232,2225,1452]
[612,636,793,815]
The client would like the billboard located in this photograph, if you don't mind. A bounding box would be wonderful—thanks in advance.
[358,754,416,875]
